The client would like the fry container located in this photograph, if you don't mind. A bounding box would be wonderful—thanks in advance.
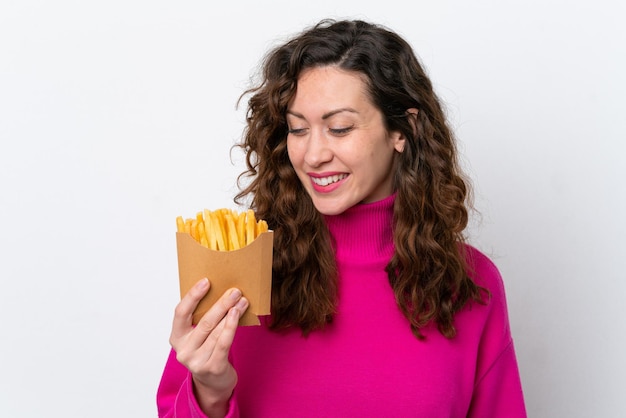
[176,231,273,325]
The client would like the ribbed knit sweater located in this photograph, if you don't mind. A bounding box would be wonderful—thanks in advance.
[157,194,526,417]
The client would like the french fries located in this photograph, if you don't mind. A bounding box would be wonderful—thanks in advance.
[176,208,269,251]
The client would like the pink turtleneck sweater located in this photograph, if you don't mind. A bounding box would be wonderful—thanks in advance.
[157,195,526,417]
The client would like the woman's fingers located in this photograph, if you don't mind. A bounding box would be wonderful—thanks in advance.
[186,288,244,349]
[178,297,249,377]
[208,298,249,366]
[191,297,249,376]
[169,279,249,377]
[170,278,210,343]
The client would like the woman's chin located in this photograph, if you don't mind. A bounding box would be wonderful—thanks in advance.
[310,198,352,216]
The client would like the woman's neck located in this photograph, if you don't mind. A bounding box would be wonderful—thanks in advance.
[323,193,396,263]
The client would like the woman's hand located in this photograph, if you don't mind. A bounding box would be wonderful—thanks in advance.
[169,278,249,417]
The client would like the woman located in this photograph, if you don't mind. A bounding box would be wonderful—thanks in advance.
[158,19,526,417]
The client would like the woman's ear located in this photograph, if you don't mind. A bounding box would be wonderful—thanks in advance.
[393,132,406,153]
[393,108,419,153]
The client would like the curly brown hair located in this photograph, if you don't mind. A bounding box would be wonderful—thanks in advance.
[235,19,487,339]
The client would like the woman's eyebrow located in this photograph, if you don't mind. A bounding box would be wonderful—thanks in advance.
[321,108,358,119]
[286,110,305,119]
[286,108,359,120]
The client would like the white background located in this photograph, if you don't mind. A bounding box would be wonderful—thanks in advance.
[1,1,625,417]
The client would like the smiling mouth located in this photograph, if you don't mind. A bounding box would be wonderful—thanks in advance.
[311,174,348,186]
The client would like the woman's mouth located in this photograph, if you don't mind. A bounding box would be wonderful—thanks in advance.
[311,173,348,186]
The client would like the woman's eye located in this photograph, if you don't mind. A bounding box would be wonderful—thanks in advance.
[329,126,353,136]
[288,128,307,136]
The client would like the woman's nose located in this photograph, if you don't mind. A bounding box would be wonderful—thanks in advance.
[303,129,333,167]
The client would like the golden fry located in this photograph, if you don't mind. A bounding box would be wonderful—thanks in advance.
[177,208,268,250]
[176,216,185,233]
[257,219,268,235]
[225,213,240,250]
[210,211,227,251]
[198,222,208,248]
[246,209,256,245]
[190,220,199,241]
[200,210,216,249]
[236,211,246,247]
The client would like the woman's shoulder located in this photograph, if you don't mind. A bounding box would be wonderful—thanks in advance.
[460,243,513,339]
[462,243,506,296]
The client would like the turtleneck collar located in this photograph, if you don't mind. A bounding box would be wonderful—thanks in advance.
[323,193,396,263]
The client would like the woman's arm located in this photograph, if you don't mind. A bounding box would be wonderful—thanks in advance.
[157,278,247,418]
[466,248,527,417]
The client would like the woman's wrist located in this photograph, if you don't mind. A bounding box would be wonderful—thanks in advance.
[192,376,234,418]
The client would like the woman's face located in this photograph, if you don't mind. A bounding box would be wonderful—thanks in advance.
[286,66,405,216]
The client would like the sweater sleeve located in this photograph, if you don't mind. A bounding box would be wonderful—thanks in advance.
[156,349,240,418]
[466,247,527,418]
[468,340,526,417]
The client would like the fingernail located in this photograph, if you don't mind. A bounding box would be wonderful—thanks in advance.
[230,288,242,301]
[196,278,209,289]
[236,297,249,310]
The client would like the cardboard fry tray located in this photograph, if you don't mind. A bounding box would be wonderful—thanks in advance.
[176,231,273,326]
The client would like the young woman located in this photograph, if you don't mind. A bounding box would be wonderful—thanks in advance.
[158,19,526,417]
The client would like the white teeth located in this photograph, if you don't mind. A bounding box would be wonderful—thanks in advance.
[312,174,347,186]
